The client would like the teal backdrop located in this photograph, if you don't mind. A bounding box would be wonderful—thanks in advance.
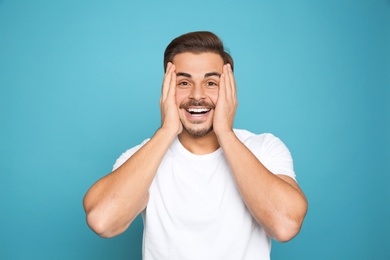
[1,0,389,259]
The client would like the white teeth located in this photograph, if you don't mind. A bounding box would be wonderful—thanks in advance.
[187,108,210,113]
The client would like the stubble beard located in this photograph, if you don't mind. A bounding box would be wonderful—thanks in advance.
[181,121,214,137]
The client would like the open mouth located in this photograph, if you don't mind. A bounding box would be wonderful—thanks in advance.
[186,108,211,116]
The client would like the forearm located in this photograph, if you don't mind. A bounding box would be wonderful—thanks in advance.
[83,127,176,238]
[217,131,308,242]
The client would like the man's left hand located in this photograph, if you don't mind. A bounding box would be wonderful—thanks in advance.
[213,64,238,136]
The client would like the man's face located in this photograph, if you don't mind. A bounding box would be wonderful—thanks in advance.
[172,52,224,137]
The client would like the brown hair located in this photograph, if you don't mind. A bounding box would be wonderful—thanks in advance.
[163,31,234,72]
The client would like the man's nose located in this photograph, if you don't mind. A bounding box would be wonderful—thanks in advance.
[189,85,206,100]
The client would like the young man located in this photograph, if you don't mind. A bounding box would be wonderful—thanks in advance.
[83,31,308,259]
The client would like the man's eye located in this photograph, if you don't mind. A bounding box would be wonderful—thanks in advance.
[207,82,218,87]
[178,81,189,86]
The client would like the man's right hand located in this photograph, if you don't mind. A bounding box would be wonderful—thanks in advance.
[160,62,182,136]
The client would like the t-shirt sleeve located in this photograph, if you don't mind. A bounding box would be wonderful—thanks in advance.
[112,138,150,171]
[247,133,296,181]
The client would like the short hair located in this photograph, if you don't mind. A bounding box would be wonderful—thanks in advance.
[163,31,234,72]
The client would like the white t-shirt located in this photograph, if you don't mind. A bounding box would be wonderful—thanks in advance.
[113,129,296,260]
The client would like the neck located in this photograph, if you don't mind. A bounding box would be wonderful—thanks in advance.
[178,130,220,155]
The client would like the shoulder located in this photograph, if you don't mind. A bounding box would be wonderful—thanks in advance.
[112,138,150,171]
[234,129,296,179]
[233,129,280,148]
[234,129,291,156]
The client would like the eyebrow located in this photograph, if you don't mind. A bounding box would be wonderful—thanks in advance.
[176,72,221,78]
[205,72,221,78]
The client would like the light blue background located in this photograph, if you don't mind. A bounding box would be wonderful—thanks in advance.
[1,0,389,259]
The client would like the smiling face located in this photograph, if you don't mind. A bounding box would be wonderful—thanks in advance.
[173,52,224,137]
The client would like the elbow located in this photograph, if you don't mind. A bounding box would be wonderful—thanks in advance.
[272,220,303,243]
[83,198,112,238]
[86,212,112,238]
[85,210,128,238]
[83,196,130,238]
[272,200,308,243]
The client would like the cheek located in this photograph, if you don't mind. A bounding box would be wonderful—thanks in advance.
[175,89,188,106]
[206,89,219,104]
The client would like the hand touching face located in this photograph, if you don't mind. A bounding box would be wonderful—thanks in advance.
[212,63,237,136]
[160,62,183,136]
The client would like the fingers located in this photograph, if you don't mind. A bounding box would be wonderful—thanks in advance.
[219,68,226,99]
[227,63,236,98]
[214,64,237,135]
[167,66,176,101]
[220,64,236,100]
[160,63,182,134]
[161,62,176,103]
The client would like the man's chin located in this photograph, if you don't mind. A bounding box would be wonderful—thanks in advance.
[182,125,214,138]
